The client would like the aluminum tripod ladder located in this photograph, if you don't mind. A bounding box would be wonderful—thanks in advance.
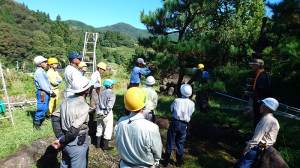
[82,32,99,73]
[0,63,14,125]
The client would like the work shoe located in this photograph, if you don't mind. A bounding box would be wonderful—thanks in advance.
[96,136,102,148]
[102,139,114,151]
[159,152,171,167]
[40,119,47,126]
[176,153,183,167]
[34,120,41,131]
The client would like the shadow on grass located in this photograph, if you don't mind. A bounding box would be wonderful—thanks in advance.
[36,145,60,168]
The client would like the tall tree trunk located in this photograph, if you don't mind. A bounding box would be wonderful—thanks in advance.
[176,73,184,97]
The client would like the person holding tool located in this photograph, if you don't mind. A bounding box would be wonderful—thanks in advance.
[51,75,91,168]
[95,79,116,150]
[128,58,155,89]
[33,56,56,130]
[46,57,62,120]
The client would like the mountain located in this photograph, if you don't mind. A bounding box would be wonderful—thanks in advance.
[65,20,95,30]
[98,22,151,40]
[66,21,151,40]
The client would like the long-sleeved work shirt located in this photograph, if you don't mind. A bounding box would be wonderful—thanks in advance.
[252,71,270,102]
[47,68,62,90]
[64,65,82,98]
[142,86,157,111]
[34,67,53,94]
[171,97,195,122]
[114,112,162,167]
[60,95,89,134]
[129,66,151,84]
[95,89,116,113]
[90,71,101,88]
[246,113,279,151]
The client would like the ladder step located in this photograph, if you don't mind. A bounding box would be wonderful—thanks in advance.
[86,42,95,44]
[83,62,93,64]
[85,52,94,54]
[0,89,5,91]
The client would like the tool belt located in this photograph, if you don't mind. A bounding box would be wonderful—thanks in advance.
[253,142,272,167]
[77,132,87,146]
[172,117,188,124]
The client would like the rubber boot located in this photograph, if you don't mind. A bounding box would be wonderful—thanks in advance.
[102,139,114,151]
[176,153,183,167]
[160,152,171,167]
[34,120,41,131]
[96,136,102,148]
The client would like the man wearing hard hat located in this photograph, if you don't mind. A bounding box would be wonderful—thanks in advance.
[128,58,155,89]
[249,59,270,130]
[95,79,116,150]
[188,63,210,112]
[33,56,56,130]
[89,62,107,122]
[114,87,162,167]
[236,98,280,167]
[46,58,63,120]
[52,76,91,168]
[142,76,158,123]
[160,84,195,167]
[78,62,88,76]
[64,52,83,98]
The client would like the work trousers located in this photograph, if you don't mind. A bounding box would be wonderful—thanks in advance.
[253,101,262,130]
[46,89,59,116]
[35,90,50,121]
[236,145,273,168]
[166,118,187,155]
[61,135,89,168]
[96,111,113,139]
[89,89,99,121]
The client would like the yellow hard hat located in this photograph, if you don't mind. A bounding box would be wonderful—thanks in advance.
[97,62,107,70]
[124,87,147,111]
[48,58,58,65]
[78,62,87,68]
[197,64,204,69]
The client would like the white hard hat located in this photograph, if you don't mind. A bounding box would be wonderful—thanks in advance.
[69,76,91,93]
[180,84,192,97]
[261,98,279,112]
[33,56,48,66]
[145,76,155,85]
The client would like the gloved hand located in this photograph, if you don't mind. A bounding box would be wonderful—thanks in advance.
[50,92,57,98]
[57,77,63,83]
[149,65,156,71]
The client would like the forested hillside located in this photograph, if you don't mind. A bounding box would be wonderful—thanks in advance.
[0,0,137,71]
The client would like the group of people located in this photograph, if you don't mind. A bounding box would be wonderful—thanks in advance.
[33,53,281,168]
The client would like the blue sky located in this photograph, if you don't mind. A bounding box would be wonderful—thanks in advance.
[14,0,282,30]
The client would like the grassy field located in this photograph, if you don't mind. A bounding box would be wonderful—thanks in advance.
[0,65,299,167]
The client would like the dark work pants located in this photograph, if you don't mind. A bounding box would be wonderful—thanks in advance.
[253,101,262,130]
[166,118,187,155]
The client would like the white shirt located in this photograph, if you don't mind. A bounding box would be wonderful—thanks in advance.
[114,113,162,167]
[171,97,195,122]
[246,113,280,151]
[64,65,82,98]
[90,71,101,88]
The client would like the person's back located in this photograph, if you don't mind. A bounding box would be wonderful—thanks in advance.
[115,113,162,167]
[172,98,195,122]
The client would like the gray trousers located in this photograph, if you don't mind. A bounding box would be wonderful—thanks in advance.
[89,89,99,122]
[60,135,89,168]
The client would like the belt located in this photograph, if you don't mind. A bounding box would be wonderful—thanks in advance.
[172,117,188,124]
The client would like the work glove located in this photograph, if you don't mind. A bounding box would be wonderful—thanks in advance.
[50,92,57,98]
[57,77,63,83]
[149,65,156,71]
